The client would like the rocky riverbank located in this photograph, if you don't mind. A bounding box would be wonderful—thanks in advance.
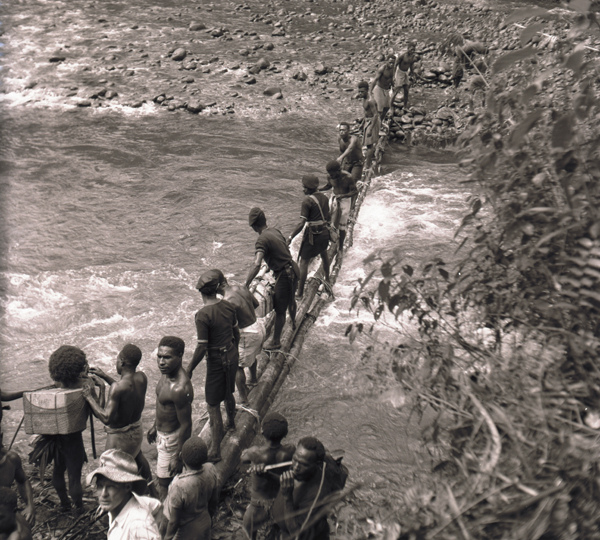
[3,0,593,147]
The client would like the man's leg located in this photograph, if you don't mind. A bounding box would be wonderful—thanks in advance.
[65,457,84,513]
[403,85,409,109]
[134,451,158,498]
[51,457,71,510]
[157,478,171,501]
[225,364,237,430]
[236,367,249,405]
[207,403,224,462]
[320,251,330,283]
[248,361,258,385]
[244,503,270,540]
[297,257,310,298]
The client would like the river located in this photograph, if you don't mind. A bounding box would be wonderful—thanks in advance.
[0,0,470,528]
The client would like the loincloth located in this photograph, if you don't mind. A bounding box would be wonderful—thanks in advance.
[394,68,410,88]
[372,84,391,112]
[331,197,352,230]
[239,318,267,368]
[156,429,179,479]
[104,419,143,458]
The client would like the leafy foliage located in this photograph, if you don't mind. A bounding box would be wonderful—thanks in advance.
[349,4,600,539]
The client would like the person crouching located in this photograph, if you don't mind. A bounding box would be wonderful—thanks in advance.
[87,449,162,540]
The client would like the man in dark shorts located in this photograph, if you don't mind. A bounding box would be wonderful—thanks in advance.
[82,344,155,494]
[187,270,240,463]
[336,122,363,183]
[246,208,298,351]
[287,175,331,299]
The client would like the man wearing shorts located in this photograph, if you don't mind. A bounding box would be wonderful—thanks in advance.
[369,54,395,121]
[287,175,331,299]
[336,122,364,183]
[392,42,418,110]
[147,336,193,500]
[187,270,240,464]
[321,161,358,253]
[358,81,380,170]
[246,208,298,351]
[83,344,155,495]
[215,271,265,406]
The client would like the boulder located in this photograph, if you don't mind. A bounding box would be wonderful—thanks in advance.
[263,87,282,96]
[189,22,206,31]
[49,56,66,63]
[292,71,308,81]
[171,48,187,61]
[105,90,118,99]
[314,63,329,75]
[256,57,270,70]
[182,60,197,70]
[186,100,205,113]
[241,75,256,84]
[248,65,262,74]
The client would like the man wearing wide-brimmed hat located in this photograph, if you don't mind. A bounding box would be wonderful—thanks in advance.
[87,448,162,540]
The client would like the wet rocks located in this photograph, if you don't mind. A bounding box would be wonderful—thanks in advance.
[293,71,308,81]
[49,55,66,63]
[171,48,187,61]
[188,22,206,31]
[186,100,205,113]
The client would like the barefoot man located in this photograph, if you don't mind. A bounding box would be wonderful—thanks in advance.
[392,41,418,110]
[369,54,395,121]
[320,161,358,253]
[83,344,155,495]
[358,81,380,170]
[187,270,240,463]
[147,336,193,500]
[336,122,363,183]
[217,273,265,406]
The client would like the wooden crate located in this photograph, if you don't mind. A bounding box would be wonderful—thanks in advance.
[23,388,88,435]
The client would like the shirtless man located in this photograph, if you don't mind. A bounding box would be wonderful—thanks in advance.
[82,344,155,494]
[369,54,395,121]
[217,273,265,406]
[336,122,363,183]
[321,161,358,252]
[0,389,28,428]
[147,336,193,500]
[392,42,418,110]
[0,429,35,525]
[241,412,295,540]
[0,487,32,540]
[358,81,380,171]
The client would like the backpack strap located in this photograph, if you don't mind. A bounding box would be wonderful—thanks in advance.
[309,194,328,224]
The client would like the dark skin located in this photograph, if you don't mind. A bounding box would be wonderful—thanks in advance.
[147,345,194,500]
[187,292,240,462]
[392,46,418,109]
[83,351,155,494]
[358,85,379,169]
[221,282,260,403]
[0,434,35,525]
[288,187,331,298]
[0,390,27,427]
[369,56,395,120]
[0,507,32,540]
[241,436,295,540]
[320,168,358,251]
[337,124,363,166]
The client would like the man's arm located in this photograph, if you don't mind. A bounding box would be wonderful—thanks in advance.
[245,252,265,288]
[0,390,25,402]
[232,321,240,348]
[337,135,360,163]
[164,505,182,540]
[88,367,116,385]
[187,342,207,378]
[318,178,333,192]
[289,219,305,244]
[13,454,35,525]
[368,66,383,95]
[169,386,193,475]
[82,381,122,425]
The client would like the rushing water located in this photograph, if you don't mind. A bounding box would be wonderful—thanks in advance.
[0,103,467,519]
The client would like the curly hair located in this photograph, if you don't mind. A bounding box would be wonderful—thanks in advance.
[119,344,142,367]
[0,486,18,512]
[298,436,325,463]
[261,412,288,443]
[181,437,208,470]
[199,282,220,297]
[48,345,87,385]
[158,336,185,357]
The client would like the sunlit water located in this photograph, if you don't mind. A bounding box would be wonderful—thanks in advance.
[0,102,467,520]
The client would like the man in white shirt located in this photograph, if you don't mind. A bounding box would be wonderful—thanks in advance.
[87,449,163,540]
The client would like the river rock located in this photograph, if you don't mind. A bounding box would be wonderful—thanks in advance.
[49,55,66,63]
[248,65,261,75]
[263,86,282,96]
[186,100,205,113]
[314,63,329,75]
[271,28,285,36]
[293,71,308,81]
[171,48,187,61]
[75,99,92,107]
[182,59,197,70]
[241,75,256,84]
[263,43,274,51]
[188,22,206,31]
[256,57,270,70]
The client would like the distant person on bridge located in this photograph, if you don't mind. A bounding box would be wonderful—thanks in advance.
[336,122,363,183]
[147,336,193,500]
[187,271,240,464]
[246,208,299,351]
[358,81,380,171]
[321,161,358,253]
[369,54,395,121]
[83,344,155,496]
[392,41,419,110]
[216,271,265,406]
[288,175,331,299]
[241,412,295,540]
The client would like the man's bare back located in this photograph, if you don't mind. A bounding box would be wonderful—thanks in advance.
[223,284,258,330]
[243,444,295,501]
